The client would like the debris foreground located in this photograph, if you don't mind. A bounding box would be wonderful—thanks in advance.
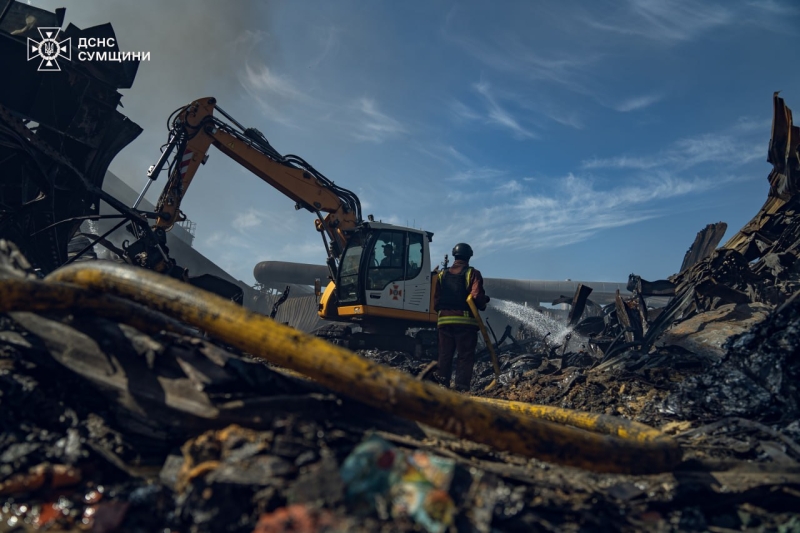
[1,233,800,532]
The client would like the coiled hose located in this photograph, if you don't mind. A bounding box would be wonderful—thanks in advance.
[0,262,681,474]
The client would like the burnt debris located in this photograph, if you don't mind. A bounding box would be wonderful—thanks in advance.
[0,1,142,274]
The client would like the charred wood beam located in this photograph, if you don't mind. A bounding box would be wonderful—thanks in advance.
[641,287,696,351]
[636,292,650,337]
[680,222,728,273]
[614,290,636,343]
[567,283,593,327]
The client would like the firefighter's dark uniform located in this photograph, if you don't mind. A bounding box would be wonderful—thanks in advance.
[434,252,489,391]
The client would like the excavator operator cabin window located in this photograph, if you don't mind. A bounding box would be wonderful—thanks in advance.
[337,232,365,304]
[405,233,423,280]
[367,231,404,290]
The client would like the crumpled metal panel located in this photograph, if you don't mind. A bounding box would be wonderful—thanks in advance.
[256,293,326,332]
[723,95,800,257]
[0,1,142,273]
[679,222,728,273]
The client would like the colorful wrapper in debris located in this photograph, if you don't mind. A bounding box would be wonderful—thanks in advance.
[340,435,400,499]
[396,451,456,531]
[340,436,456,533]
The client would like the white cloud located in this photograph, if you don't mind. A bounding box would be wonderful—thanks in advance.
[446,167,506,183]
[308,26,340,69]
[745,0,800,16]
[474,81,537,139]
[232,208,264,231]
[448,99,482,121]
[201,231,251,248]
[586,0,735,43]
[495,180,523,194]
[442,145,474,166]
[239,62,311,127]
[581,155,663,170]
[581,124,768,171]
[450,66,587,131]
[412,142,475,168]
[669,133,764,168]
[273,240,326,264]
[544,110,585,129]
[436,110,771,257]
[436,171,719,255]
[205,230,227,247]
[443,18,598,96]
[242,63,307,101]
[351,98,406,142]
[444,190,483,204]
[614,93,663,112]
[732,116,772,133]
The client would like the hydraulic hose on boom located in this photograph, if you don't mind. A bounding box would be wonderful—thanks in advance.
[130,97,362,280]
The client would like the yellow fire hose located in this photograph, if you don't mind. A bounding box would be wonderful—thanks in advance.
[466,295,501,391]
[0,278,200,337]
[472,397,667,442]
[0,262,681,474]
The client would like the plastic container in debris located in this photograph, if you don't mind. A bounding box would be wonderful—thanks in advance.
[340,435,456,533]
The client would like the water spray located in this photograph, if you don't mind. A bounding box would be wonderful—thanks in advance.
[490,299,573,345]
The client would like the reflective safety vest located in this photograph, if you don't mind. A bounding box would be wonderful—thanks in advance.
[437,267,478,327]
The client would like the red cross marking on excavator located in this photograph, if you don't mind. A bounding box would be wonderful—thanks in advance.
[390,284,403,300]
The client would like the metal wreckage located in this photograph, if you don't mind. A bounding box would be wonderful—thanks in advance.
[1,4,800,533]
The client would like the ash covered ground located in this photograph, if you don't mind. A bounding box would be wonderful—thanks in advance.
[1,231,800,532]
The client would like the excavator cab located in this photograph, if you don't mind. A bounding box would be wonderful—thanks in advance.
[332,222,435,328]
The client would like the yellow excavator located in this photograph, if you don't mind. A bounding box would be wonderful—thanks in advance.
[126,97,443,350]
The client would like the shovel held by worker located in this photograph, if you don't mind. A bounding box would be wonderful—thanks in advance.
[467,295,501,391]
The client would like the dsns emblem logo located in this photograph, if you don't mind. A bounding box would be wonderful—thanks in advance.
[27,27,71,71]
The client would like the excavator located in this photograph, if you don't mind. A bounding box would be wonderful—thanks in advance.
[125,97,441,351]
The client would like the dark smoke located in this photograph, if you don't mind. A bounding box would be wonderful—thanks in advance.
[29,0,276,192]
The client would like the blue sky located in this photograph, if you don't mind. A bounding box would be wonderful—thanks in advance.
[29,0,800,284]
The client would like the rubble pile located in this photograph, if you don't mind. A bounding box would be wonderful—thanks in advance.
[471,95,800,423]
[2,269,800,532]
[666,292,800,422]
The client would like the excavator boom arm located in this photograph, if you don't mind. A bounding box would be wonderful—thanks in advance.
[153,97,361,262]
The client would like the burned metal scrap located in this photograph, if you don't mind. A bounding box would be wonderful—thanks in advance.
[589,95,800,363]
[679,222,728,274]
[453,93,800,530]
[666,291,800,421]
[0,1,142,274]
[0,2,244,306]
[630,93,800,354]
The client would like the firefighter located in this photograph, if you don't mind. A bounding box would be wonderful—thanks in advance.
[433,243,490,391]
